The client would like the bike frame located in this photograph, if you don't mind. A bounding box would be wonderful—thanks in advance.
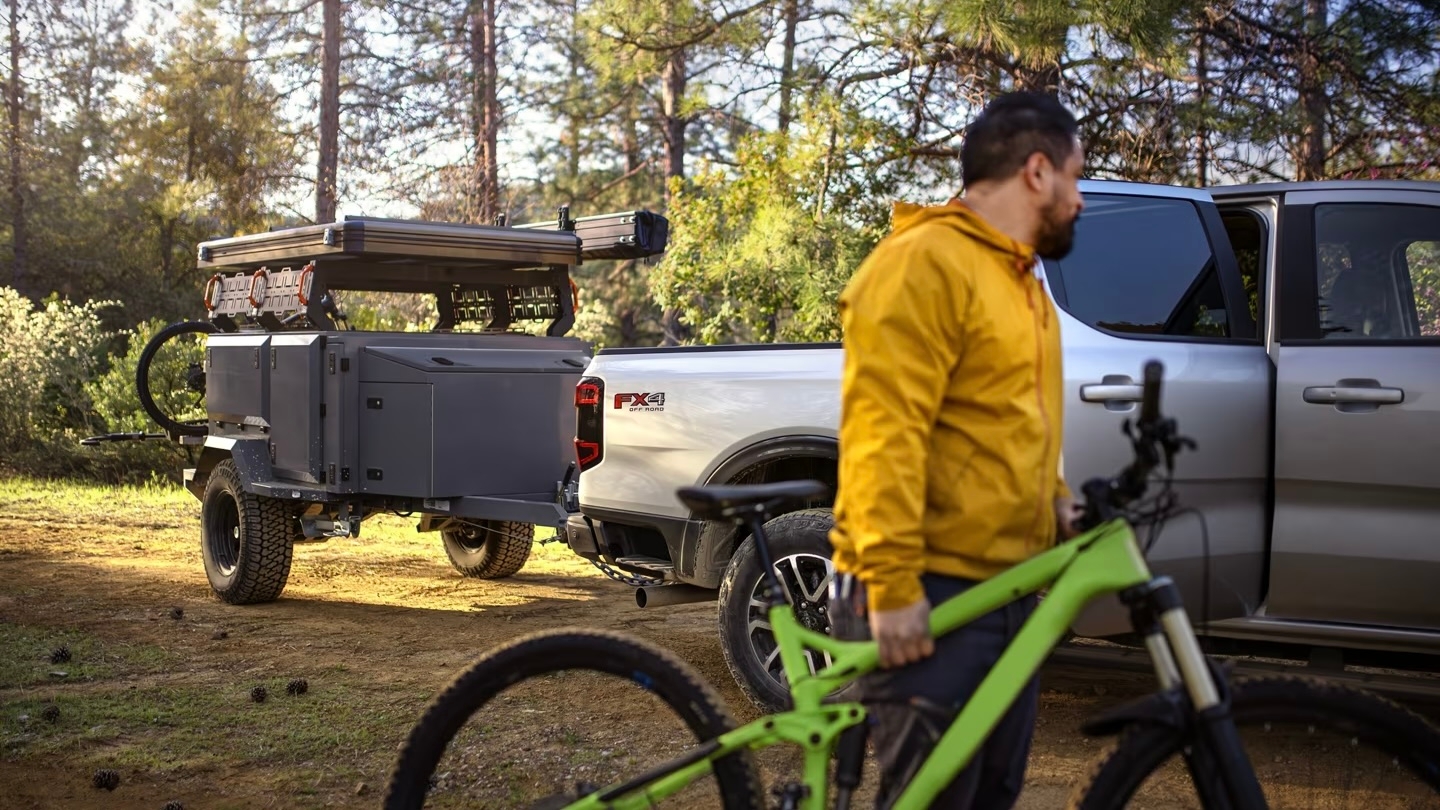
[563,515,1229,810]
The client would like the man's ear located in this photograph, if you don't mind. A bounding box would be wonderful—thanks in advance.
[1022,151,1051,193]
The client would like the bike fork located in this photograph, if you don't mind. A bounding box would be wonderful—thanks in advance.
[1122,578,1269,810]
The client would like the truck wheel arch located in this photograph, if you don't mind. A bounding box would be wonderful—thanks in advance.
[687,436,838,588]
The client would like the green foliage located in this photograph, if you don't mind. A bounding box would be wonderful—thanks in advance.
[651,102,894,344]
[0,290,188,482]
[87,318,209,440]
[0,287,116,450]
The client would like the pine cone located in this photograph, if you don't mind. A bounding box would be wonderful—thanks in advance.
[250,685,268,703]
[285,678,308,696]
[169,606,184,620]
[211,629,229,640]
[92,769,120,791]
[40,705,60,723]
[163,801,185,810]
[49,645,71,664]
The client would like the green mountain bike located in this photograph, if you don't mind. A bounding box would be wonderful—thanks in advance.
[383,360,1440,809]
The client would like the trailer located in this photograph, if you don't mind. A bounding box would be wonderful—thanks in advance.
[101,208,667,604]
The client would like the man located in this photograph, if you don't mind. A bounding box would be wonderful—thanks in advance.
[828,91,1086,808]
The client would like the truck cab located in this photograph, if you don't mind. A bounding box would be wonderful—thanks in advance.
[564,179,1440,711]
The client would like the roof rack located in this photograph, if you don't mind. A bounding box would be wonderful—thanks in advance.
[192,208,669,337]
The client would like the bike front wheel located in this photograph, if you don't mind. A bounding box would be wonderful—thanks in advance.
[1070,675,1440,809]
[384,628,763,810]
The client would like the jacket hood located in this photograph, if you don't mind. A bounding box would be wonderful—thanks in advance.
[890,200,1034,266]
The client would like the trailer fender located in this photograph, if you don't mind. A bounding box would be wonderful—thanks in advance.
[183,436,275,500]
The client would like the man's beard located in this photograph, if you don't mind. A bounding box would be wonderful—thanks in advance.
[1034,195,1078,260]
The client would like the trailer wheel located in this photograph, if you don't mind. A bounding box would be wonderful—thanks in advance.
[442,521,533,579]
[201,460,295,604]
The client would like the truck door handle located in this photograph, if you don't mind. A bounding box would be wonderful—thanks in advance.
[1081,384,1143,401]
[1303,385,1404,406]
[1080,378,1144,412]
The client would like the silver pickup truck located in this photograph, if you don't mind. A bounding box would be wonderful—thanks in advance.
[564,179,1440,711]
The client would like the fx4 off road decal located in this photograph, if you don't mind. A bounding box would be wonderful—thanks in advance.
[615,392,666,412]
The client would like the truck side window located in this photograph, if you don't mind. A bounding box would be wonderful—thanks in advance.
[1406,241,1440,337]
[1048,195,1231,338]
[1221,210,1266,327]
[1315,204,1440,340]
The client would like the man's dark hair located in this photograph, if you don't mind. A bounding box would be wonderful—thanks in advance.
[960,92,1079,187]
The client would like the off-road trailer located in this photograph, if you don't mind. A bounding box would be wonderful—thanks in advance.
[96,209,667,604]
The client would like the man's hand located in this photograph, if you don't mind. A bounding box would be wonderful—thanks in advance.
[869,598,934,668]
[1055,496,1084,540]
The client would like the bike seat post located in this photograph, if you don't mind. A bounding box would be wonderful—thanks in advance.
[742,506,788,608]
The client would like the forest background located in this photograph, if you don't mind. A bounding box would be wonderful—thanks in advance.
[2,0,1438,479]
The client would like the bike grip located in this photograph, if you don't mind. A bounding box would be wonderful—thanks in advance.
[1139,360,1163,425]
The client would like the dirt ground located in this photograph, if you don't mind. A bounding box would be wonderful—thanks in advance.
[1,478,1436,809]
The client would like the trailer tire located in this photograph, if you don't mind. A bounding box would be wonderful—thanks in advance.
[200,460,295,604]
[442,521,533,579]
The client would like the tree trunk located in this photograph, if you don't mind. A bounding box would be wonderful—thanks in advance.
[777,0,798,135]
[1297,0,1328,180]
[316,0,341,223]
[622,90,640,194]
[1195,23,1209,187]
[659,47,687,195]
[565,0,581,199]
[658,46,690,346]
[7,0,25,296]
[469,0,500,223]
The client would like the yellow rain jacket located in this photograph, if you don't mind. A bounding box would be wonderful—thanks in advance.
[829,199,1070,612]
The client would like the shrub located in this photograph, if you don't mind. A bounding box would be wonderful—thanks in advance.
[0,289,188,483]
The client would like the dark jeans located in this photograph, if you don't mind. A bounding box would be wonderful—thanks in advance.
[831,572,1039,809]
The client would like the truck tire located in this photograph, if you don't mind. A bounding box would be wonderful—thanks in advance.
[718,508,857,713]
[442,521,533,579]
[200,460,295,604]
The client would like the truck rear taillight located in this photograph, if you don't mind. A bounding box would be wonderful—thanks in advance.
[576,381,601,407]
[575,439,601,468]
[575,376,604,472]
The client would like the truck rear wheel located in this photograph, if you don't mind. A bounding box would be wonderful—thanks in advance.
[718,508,857,713]
[201,460,295,604]
[442,521,533,579]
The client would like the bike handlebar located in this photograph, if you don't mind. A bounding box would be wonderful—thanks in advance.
[1075,360,1192,533]
[1138,358,1162,427]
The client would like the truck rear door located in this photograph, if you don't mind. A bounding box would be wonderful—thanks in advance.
[1268,188,1440,630]
[1044,182,1272,637]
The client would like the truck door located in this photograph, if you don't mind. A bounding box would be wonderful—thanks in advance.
[1043,183,1272,638]
[1268,189,1440,630]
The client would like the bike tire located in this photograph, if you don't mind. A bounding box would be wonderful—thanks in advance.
[1069,675,1440,809]
[136,319,218,437]
[383,628,764,810]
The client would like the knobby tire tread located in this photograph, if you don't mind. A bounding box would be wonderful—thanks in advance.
[1067,674,1440,809]
[383,628,763,810]
[443,520,533,579]
[206,460,294,605]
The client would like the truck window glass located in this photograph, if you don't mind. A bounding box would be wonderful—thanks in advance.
[1050,195,1229,338]
[1221,210,1266,327]
[1407,241,1440,337]
[1315,203,1440,340]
